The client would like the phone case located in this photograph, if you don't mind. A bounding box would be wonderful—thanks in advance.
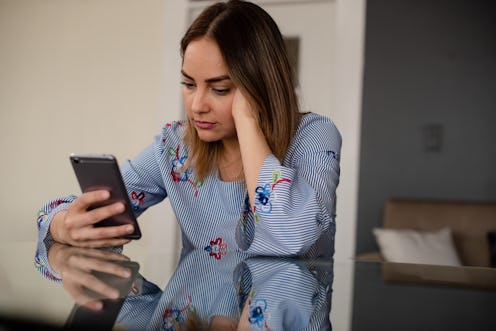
[69,153,141,239]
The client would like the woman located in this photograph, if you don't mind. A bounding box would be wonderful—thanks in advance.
[36,0,341,260]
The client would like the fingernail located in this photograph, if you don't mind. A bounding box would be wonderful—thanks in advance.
[92,301,103,310]
[122,269,131,278]
[115,203,125,212]
[125,225,134,233]
[110,290,120,299]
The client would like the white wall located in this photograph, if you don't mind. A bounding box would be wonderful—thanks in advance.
[328,1,365,330]
[0,0,181,285]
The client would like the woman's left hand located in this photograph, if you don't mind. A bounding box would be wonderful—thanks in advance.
[231,88,272,207]
[232,88,256,122]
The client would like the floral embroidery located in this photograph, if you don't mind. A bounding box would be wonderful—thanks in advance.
[34,249,61,282]
[49,199,65,209]
[255,184,272,213]
[161,138,167,153]
[247,290,273,330]
[326,150,339,161]
[37,199,66,230]
[161,295,194,331]
[161,121,183,153]
[169,145,202,197]
[165,120,183,128]
[36,210,47,230]
[34,251,43,269]
[131,191,145,211]
[204,237,228,260]
[253,170,291,220]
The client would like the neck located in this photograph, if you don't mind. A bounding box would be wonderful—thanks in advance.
[220,137,241,164]
[218,138,243,181]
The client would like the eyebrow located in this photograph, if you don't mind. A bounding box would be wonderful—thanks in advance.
[181,70,231,84]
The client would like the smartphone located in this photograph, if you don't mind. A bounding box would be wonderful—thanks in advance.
[70,153,141,239]
[65,259,140,330]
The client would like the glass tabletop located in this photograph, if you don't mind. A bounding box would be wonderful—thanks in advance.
[1,240,495,331]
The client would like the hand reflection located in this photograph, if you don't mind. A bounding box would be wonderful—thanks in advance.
[47,243,136,311]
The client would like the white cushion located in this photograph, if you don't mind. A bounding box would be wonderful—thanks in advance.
[373,227,462,266]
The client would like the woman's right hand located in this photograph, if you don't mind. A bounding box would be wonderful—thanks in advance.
[48,243,135,311]
[50,190,135,248]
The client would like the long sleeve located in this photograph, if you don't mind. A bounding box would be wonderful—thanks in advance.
[34,139,168,280]
[234,257,332,331]
[119,140,168,217]
[237,113,341,256]
[35,196,77,281]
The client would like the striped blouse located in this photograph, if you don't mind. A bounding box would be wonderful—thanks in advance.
[35,112,341,278]
[117,249,332,330]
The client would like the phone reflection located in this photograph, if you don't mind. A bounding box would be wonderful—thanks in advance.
[35,243,140,330]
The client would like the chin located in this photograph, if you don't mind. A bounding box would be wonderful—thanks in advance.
[197,132,221,143]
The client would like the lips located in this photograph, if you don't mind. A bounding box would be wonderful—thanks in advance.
[194,120,216,130]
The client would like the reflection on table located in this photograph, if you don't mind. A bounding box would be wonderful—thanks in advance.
[114,249,332,331]
[351,260,496,331]
[1,241,496,330]
[30,243,333,330]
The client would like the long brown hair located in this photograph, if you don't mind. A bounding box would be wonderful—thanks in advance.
[181,0,300,182]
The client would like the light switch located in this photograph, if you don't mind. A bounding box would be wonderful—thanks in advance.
[423,124,443,153]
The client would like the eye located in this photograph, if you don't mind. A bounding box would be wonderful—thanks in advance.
[180,81,195,90]
[212,88,231,96]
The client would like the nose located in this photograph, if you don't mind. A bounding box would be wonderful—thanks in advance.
[191,88,209,114]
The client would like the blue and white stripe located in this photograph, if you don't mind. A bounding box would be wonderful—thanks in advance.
[36,112,341,268]
[116,249,333,330]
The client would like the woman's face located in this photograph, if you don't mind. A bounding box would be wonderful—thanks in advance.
[181,37,237,144]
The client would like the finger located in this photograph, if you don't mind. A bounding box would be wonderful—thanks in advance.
[70,223,134,243]
[65,202,126,233]
[80,299,104,311]
[89,223,134,238]
[84,202,126,226]
[61,245,131,261]
[64,282,99,308]
[79,273,120,300]
[76,256,133,279]
[62,269,109,307]
[65,282,104,310]
[71,190,110,211]
[72,285,112,309]
[72,238,132,249]
[74,247,131,262]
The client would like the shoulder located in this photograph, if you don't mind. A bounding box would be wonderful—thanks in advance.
[161,120,187,139]
[294,112,342,147]
[156,120,188,154]
[285,112,341,166]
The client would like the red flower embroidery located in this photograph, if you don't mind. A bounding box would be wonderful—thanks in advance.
[204,237,228,260]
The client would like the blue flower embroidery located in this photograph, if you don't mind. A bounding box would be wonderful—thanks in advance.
[326,150,339,160]
[253,170,291,217]
[161,295,193,331]
[249,298,269,328]
[169,145,201,197]
[255,184,272,213]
